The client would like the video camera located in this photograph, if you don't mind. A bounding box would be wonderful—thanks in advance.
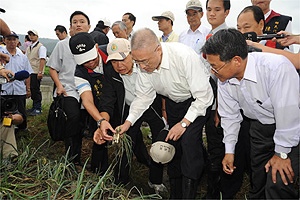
[1,97,18,118]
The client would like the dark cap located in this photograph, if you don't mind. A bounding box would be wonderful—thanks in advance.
[69,32,97,65]
[0,8,6,13]
[5,31,19,39]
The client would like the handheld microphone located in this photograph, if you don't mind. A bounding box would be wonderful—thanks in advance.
[8,70,30,81]
[243,32,286,42]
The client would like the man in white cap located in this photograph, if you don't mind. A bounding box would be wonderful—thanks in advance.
[179,0,210,55]
[94,38,166,191]
[90,18,111,45]
[26,29,47,116]
[152,11,179,42]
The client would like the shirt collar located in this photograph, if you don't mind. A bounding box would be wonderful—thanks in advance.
[264,10,272,20]
[31,41,38,47]
[154,43,169,73]
[210,22,228,34]
[228,54,256,84]
[120,64,137,76]
[187,24,206,34]
[162,31,173,42]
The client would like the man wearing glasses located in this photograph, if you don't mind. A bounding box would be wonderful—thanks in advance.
[179,0,210,55]
[113,28,214,199]
[202,29,299,199]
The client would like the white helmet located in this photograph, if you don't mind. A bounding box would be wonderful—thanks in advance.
[149,129,176,164]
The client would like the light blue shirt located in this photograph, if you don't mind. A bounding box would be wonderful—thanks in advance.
[218,52,300,154]
[1,47,33,95]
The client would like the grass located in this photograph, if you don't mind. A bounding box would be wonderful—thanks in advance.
[0,104,256,199]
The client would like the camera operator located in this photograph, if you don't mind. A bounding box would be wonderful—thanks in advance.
[0,32,33,130]
[0,103,23,158]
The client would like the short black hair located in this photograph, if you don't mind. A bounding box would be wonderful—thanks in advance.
[202,28,248,62]
[95,20,108,29]
[123,12,136,26]
[70,11,90,25]
[206,0,231,11]
[25,35,31,41]
[54,25,67,34]
[238,6,265,26]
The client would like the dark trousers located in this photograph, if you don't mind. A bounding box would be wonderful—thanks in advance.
[220,115,251,199]
[249,120,299,199]
[115,105,165,184]
[30,74,42,110]
[165,97,211,180]
[2,95,27,130]
[63,97,82,163]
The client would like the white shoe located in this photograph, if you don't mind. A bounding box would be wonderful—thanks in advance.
[148,181,168,194]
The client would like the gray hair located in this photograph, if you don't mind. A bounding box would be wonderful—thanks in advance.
[112,21,127,31]
[131,28,160,50]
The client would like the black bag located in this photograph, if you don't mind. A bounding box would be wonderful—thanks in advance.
[47,95,67,141]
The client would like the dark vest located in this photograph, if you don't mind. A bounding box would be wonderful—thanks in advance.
[264,10,292,34]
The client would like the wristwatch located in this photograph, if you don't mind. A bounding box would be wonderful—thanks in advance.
[274,152,288,159]
[97,118,106,128]
[180,121,188,128]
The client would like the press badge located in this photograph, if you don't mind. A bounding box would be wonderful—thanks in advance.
[3,116,12,127]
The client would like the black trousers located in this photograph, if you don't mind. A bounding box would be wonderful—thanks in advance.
[2,95,27,130]
[62,97,82,163]
[30,74,42,110]
[249,120,299,199]
[165,97,211,180]
[220,115,251,199]
[115,105,165,184]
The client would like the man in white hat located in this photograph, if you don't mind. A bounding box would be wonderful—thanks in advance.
[152,11,179,42]
[90,18,111,45]
[26,29,47,116]
[94,38,166,190]
[179,0,210,55]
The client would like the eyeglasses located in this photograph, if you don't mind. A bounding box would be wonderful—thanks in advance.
[133,45,160,66]
[211,62,228,74]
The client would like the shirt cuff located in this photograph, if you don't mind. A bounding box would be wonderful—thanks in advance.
[225,143,235,154]
[184,109,198,123]
[274,145,291,154]
[126,114,137,126]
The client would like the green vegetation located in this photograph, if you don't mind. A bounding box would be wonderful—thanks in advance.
[0,104,255,199]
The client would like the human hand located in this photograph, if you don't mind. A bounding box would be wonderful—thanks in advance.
[37,73,43,80]
[26,90,31,98]
[165,122,186,141]
[265,155,294,185]
[272,31,300,46]
[117,120,131,135]
[93,128,107,145]
[56,85,67,96]
[0,68,14,82]
[214,111,220,127]
[222,153,236,175]
[0,53,10,65]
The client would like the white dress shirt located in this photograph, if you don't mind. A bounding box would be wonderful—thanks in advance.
[218,52,300,154]
[126,42,213,125]
[120,65,137,106]
[179,24,211,55]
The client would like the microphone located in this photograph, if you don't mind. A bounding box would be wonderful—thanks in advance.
[8,70,30,81]
[243,32,285,42]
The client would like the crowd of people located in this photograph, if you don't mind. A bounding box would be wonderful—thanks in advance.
[0,0,299,199]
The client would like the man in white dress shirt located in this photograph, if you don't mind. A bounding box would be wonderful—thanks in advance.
[202,28,299,199]
[179,0,210,55]
[116,28,213,199]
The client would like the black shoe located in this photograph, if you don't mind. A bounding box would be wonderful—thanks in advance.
[182,176,198,199]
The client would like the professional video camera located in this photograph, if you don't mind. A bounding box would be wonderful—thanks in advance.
[1,97,18,118]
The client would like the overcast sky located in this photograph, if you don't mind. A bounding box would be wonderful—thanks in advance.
[1,0,300,44]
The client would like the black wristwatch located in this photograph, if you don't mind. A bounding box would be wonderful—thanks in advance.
[97,118,106,128]
[274,152,288,159]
